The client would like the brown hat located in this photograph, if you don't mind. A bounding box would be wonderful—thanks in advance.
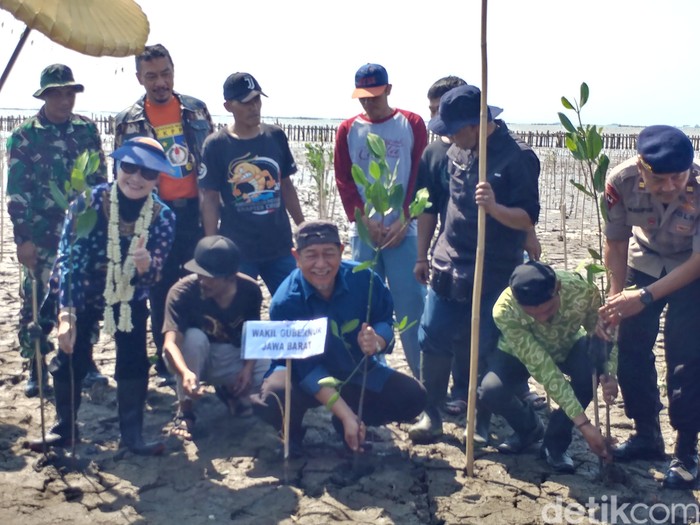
[294,220,341,250]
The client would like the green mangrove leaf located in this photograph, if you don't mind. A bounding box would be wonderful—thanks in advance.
[560,97,574,111]
[352,259,374,273]
[75,208,97,239]
[352,164,369,188]
[558,112,576,133]
[409,188,432,218]
[49,181,69,210]
[586,127,603,159]
[354,208,372,247]
[587,248,602,261]
[599,193,609,222]
[86,151,101,177]
[330,319,340,339]
[368,160,381,182]
[580,82,589,107]
[367,133,386,159]
[388,184,405,215]
[73,150,88,175]
[593,155,610,191]
[341,318,360,335]
[70,166,86,192]
[570,179,593,197]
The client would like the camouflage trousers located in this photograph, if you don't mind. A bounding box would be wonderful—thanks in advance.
[18,255,56,359]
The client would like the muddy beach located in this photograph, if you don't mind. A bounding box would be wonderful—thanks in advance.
[1,150,698,525]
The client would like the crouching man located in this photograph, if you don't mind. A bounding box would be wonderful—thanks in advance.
[163,235,269,440]
[479,261,617,473]
[253,220,426,455]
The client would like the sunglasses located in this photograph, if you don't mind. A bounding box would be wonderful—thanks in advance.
[120,161,160,181]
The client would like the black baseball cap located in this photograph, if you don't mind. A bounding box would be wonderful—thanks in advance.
[223,72,267,102]
[184,236,241,278]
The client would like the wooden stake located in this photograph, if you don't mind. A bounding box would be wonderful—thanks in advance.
[465,0,489,477]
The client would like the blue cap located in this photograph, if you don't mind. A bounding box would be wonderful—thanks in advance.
[352,63,389,98]
[637,125,694,174]
[110,137,175,176]
[428,84,503,136]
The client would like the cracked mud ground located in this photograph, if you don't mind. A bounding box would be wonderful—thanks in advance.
[1,192,699,525]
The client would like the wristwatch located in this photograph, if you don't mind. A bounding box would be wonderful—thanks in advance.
[639,287,654,307]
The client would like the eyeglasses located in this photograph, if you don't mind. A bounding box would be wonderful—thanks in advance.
[120,161,160,181]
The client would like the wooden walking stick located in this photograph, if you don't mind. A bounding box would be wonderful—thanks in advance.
[465,0,489,477]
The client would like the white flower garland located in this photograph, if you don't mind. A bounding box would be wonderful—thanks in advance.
[103,183,154,335]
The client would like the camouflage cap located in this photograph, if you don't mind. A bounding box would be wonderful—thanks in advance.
[33,64,85,98]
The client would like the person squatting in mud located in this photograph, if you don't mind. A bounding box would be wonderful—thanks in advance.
[253,220,427,456]
[26,137,175,456]
[162,235,269,441]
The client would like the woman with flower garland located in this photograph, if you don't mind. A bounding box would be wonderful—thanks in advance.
[27,137,176,456]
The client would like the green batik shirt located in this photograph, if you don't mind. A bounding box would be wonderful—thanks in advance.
[493,270,618,420]
[6,109,107,250]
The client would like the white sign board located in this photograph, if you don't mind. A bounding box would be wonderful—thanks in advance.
[242,318,327,360]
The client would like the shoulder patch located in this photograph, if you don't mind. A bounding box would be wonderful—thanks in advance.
[605,183,620,208]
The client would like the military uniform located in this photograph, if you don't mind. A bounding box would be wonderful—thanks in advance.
[6,109,107,358]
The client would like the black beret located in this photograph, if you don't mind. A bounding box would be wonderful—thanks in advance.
[509,261,557,306]
[637,125,694,174]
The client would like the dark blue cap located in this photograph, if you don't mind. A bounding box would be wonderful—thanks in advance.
[111,137,175,176]
[428,84,503,136]
[509,261,557,306]
[352,63,389,98]
[637,125,694,174]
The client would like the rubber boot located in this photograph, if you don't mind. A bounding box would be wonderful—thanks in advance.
[26,380,80,452]
[24,356,51,398]
[613,415,665,462]
[117,377,165,456]
[664,431,698,490]
[497,397,544,454]
[408,353,452,444]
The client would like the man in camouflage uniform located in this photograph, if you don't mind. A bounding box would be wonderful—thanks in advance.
[6,64,108,397]
[114,44,214,383]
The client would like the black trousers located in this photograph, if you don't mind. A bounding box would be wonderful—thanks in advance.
[618,268,700,433]
[256,370,426,441]
[149,201,202,356]
[479,337,594,454]
[52,300,151,383]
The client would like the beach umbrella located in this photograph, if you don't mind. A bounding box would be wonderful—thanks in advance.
[0,0,150,92]
[465,0,489,477]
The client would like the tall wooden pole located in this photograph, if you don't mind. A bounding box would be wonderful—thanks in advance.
[465,0,489,477]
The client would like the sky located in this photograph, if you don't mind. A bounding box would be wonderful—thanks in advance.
[0,0,698,127]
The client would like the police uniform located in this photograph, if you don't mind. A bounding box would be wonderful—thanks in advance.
[604,125,700,488]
